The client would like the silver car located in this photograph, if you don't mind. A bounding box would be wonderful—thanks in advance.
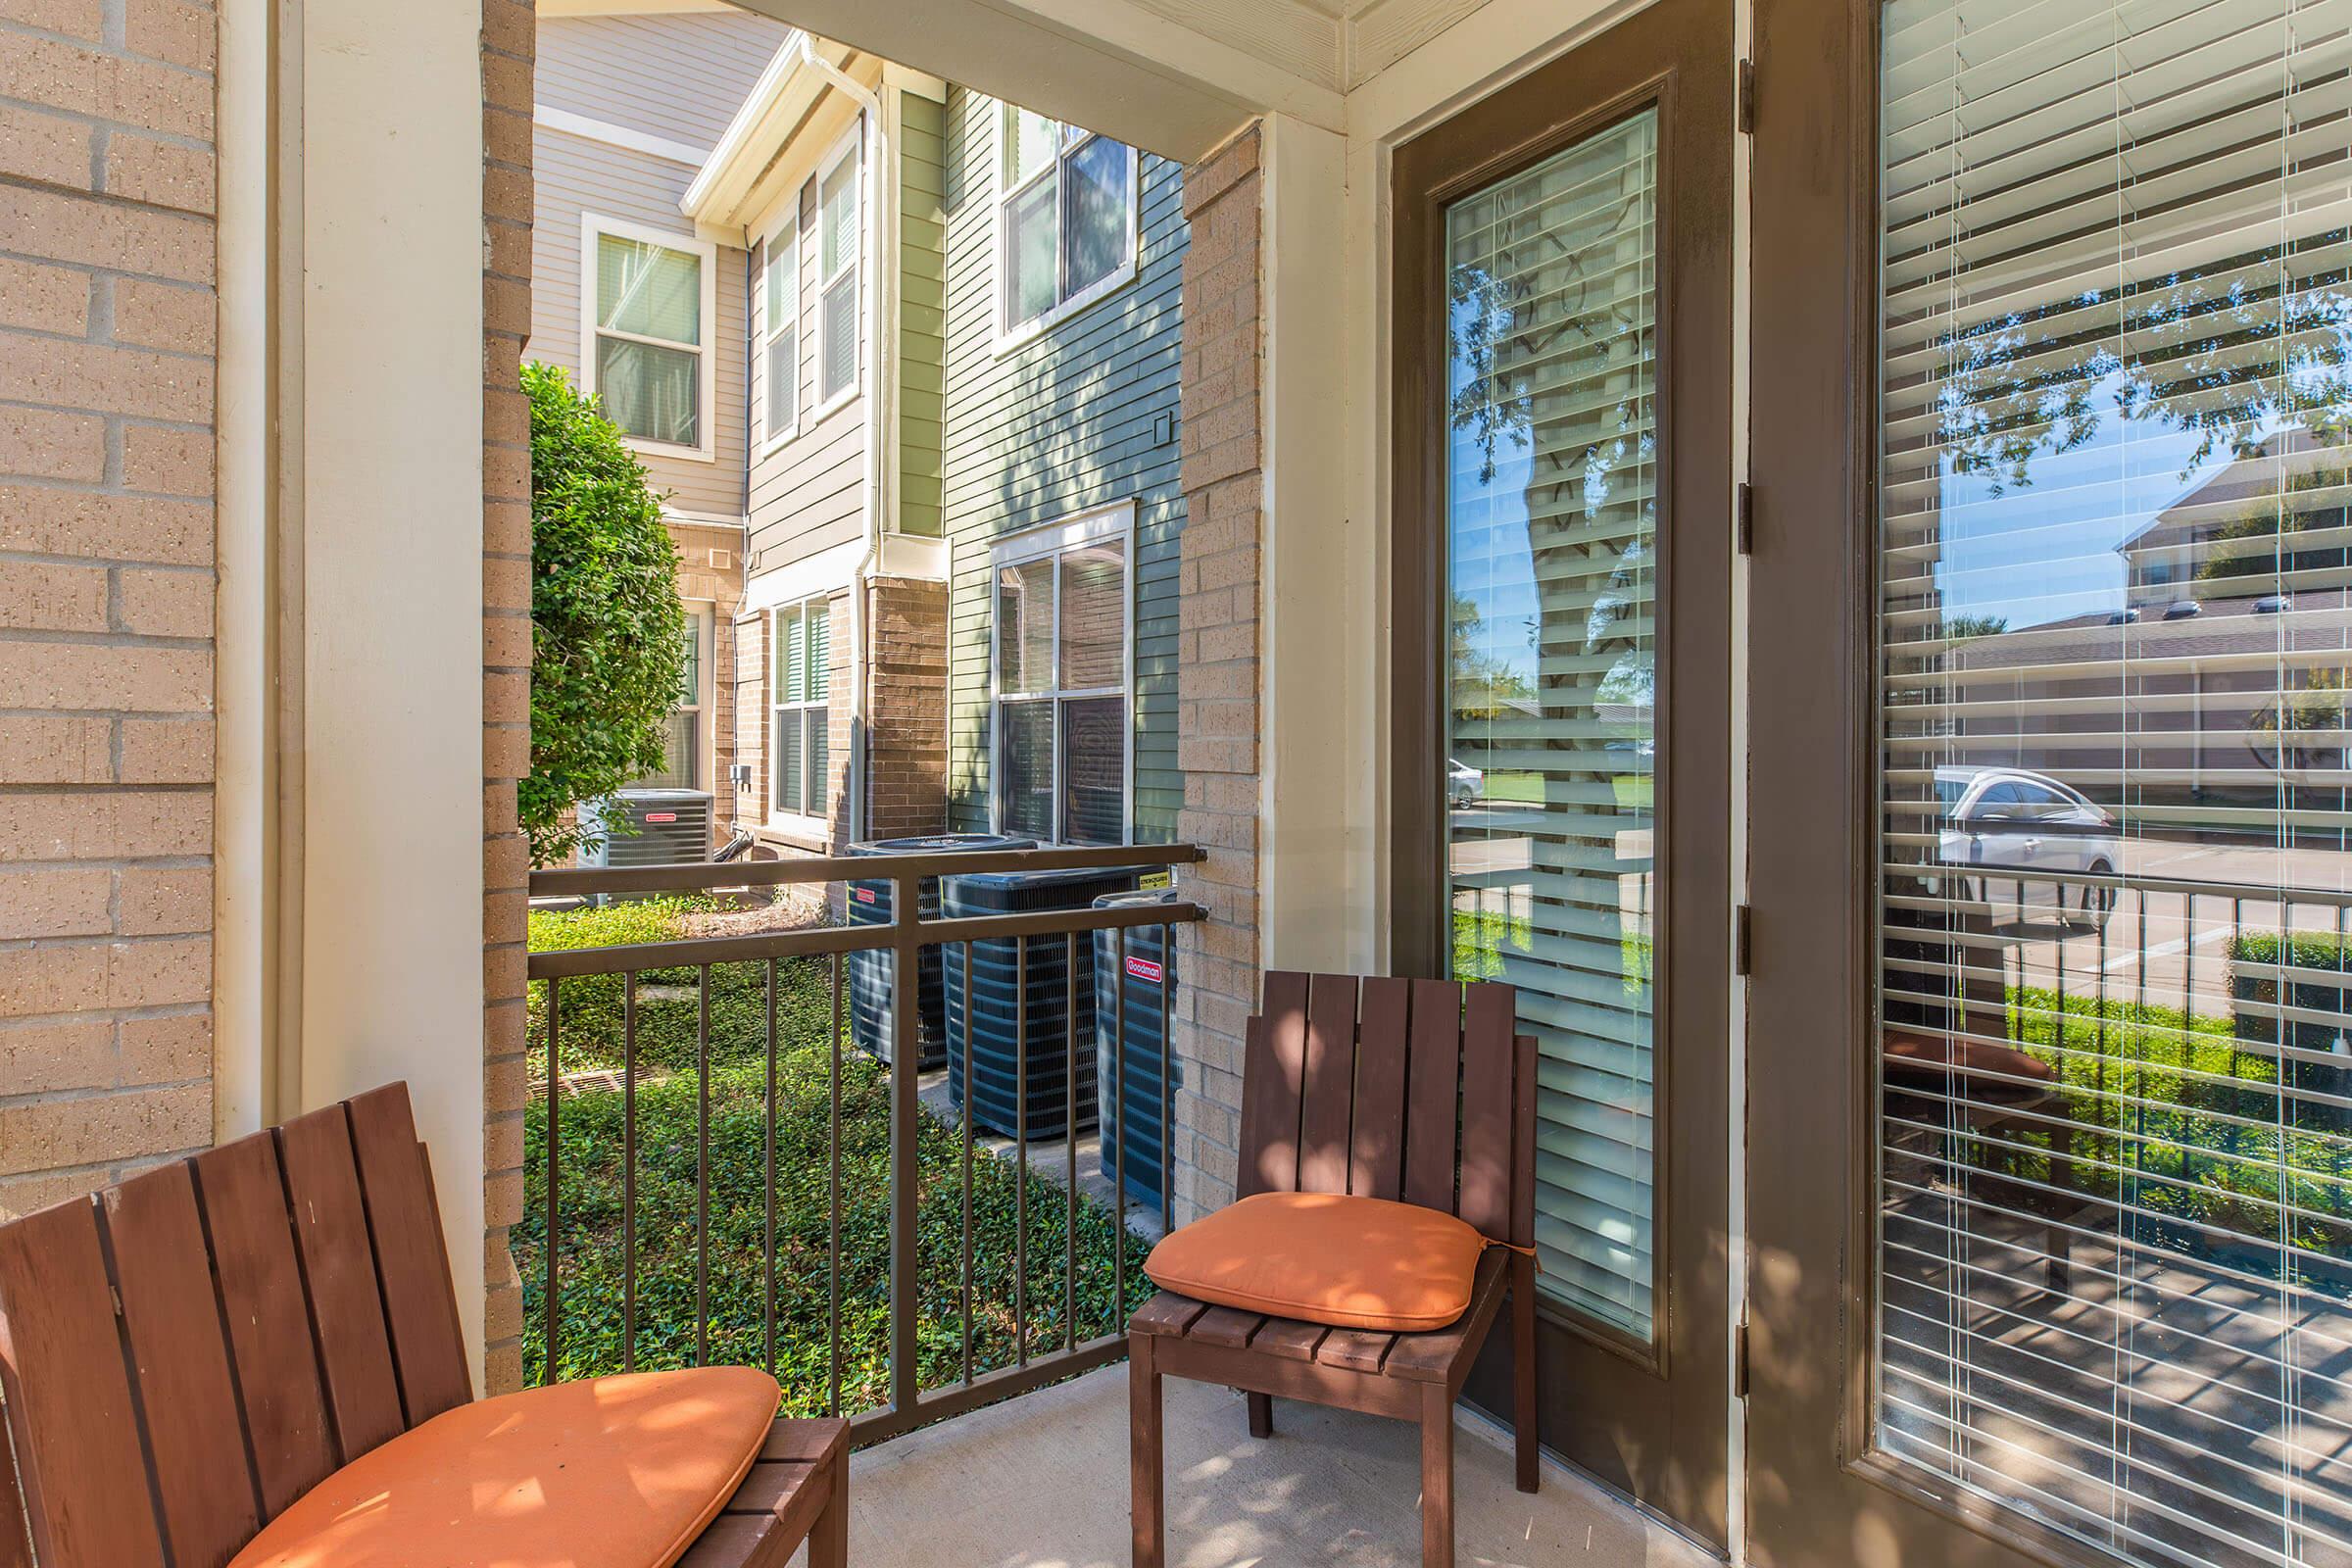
[1934,766,2122,929]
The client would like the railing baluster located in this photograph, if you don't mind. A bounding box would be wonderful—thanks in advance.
[697,961,711,1367]
[763,956,778,1377]
[829,950,844,1417]
[544,974,561,1386]
[1160,920,1173,1228]
[889,871,919,1418]
[1114,926,1128,1321]
[622,970,637,1374]
[1063,931,1076,1354]
[1014,939,1029,1368]
[960,939,973,1388]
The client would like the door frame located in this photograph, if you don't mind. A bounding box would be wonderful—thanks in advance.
[1389,0,1736,1545]
[1746,0,2108,1563]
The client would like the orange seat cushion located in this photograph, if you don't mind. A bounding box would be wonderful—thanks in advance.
[227,1366,781,1568]
[1144,1191,1489,1333]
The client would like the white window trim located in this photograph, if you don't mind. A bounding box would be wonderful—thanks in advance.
[986,500,1136,845]
[769,595,834,838]
[810,118,862,422]
[578,212,718,462]
[991,108,1142,357]
[757,205,800,456]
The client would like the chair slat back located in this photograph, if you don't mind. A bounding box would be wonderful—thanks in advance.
[1237,973,1537,1243]
[346,1086,470,1425]
[0,1199,167,1568]
[0,1083,466,1568]
[103,1163,265,1568]
[278,1102,404,1457]
[192,1128,338,1514]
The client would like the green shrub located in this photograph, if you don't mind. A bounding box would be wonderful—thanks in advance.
[521,360,687,868]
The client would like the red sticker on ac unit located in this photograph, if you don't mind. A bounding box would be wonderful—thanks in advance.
[855,888,877,904]
[1126,956,1163,984]
[643,812,677,823]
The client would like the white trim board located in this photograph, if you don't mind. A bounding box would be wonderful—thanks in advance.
[746,536,863,611]
[534,105,710,169]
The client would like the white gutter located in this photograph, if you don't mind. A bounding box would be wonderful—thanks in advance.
[681,29,806,220]
[793,37,888,847]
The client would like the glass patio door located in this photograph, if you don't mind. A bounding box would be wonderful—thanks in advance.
[1749,0,2352,1564]
[1391,0,1735,1545]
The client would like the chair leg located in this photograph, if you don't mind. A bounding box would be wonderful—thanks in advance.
[1512,1252,1539,1494]
[809,1447,849,1568]
[1247,1391,1273,1439]
[1131,1336,1165,1568]
[1420,1382,1454,1568]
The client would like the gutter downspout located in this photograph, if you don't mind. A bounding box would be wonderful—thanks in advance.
[797,39,888,847]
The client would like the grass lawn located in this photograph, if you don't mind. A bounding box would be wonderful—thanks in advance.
[514,900,1153,1410]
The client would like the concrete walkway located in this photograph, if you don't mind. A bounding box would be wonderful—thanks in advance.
[810,1364,1719,1568]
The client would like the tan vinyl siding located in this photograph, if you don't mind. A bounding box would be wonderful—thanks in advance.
[897,91,948,541]
[746,139,867,576]
[940,86,1188,844]
[535,12,788,152]
[529,126,749,520]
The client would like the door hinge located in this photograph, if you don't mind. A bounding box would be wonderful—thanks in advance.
[1734,1318,1752,1398]
[1734,903,1754,976]
[1737,58,1756,135]
[1736,481,1754,555]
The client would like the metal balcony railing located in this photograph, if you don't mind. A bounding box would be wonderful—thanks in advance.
[523,842,1203,1444]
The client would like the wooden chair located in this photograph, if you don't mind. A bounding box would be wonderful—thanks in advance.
[1128,972,1538,1568]
[0,1082,847,1568]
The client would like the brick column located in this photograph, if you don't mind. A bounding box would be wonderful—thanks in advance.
[1168,125,1262,1227]
[734,609,767,827]
[864,576,947,840]
[0,0,219,1215]
[479,0,534,1396]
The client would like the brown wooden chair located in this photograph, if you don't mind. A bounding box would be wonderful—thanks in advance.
[1128,972,1538,1568]
[0,1082,847,1568]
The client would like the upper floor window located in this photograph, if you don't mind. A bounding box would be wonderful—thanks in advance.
[993,504,1130,845]
[815,126,860,408]
[760,215,799,446]
[998,107,1137,343]
[582,217,715,460]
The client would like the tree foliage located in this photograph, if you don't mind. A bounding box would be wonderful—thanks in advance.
[522,361,687,867]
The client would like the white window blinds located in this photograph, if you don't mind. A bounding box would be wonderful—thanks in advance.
[1877,3,2352,1564]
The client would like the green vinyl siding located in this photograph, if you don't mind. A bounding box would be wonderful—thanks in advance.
[940,84,1188,845]
[897,91,947,539]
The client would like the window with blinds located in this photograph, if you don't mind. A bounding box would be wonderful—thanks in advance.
[1445,109,1660,1340]
[1876,3,2352,1564]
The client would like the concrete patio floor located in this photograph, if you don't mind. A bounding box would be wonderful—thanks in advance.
[802,1363,1721,1567]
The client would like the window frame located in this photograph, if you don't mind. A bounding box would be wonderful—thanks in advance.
[577,213,719,463]
[757,205,800,454]
[811,118,862,419]
[768,594,834,833]
[986,500,1136,845]
[991,106,1141,354]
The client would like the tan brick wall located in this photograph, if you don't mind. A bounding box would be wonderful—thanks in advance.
[865,575,946,841]
[823,587,854,849]
[0,0,218,1218]
[667,516,745,825]
[1168,124,1262,1227]
[733,608,767,826]
[480,0,534,1396]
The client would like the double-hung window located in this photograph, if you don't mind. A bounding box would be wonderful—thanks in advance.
[771,598,831,819]
[992,505,1130,845]
[760,216,798,445]
[814,127,859,409]
[582,217,715,459]
[998,106,1137,341]
[636,614,705,790]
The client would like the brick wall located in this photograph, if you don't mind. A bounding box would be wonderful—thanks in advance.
[733,608,766,829]
[0,0,218,1217]
[1167,125,1262,1227]
[823,587,854,849]
[667,516,746,826]
[480,0,535,1396]
[865,576,946,841]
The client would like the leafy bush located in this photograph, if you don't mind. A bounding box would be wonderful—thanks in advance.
[521,361,687,867]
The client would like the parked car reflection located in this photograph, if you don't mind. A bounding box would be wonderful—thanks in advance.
[1929,765,2121,930]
